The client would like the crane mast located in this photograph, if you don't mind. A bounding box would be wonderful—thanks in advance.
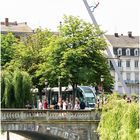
[83,0,128,94]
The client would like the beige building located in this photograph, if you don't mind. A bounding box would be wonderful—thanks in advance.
[106,32,139,95]
[1,18,33,39]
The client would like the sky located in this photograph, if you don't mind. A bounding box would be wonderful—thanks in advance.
[0,0,139,36]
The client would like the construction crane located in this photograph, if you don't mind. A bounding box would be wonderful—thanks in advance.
[82,0,128,94]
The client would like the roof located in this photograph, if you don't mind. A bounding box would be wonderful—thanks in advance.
[1,21,33,33]
[105,34,139,48]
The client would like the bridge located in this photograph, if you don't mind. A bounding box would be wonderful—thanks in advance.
[1,109,101,140]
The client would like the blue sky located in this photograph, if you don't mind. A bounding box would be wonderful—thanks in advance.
[0,0,139,35]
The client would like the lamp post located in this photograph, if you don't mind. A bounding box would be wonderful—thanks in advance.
[45,78,48,105]
[30,86,38,108]
[100,75,104,105]
[58,76,62,98]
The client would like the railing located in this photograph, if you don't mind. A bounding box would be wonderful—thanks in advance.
[124,80,139,84]
[1,109,101,122]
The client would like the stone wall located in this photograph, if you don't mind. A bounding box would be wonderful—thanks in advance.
[1,109,101,140]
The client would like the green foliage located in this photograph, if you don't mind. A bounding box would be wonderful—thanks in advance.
[1,73,5,106]
[2,16,113,93]
[131,93,138,102]
[22,71,32,105]
[1,33,17,66]
[36,15,113,91]
[13,71,24,107]
[97,94,139,140]
[2,71,13,107]
[1,70,32,108]
[4,28,53,89]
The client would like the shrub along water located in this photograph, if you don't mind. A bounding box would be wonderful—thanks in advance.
[97,93,139,140]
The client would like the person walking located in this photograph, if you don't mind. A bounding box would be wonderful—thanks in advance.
[62,100,67,110]
[38,99,42,109]
[80,100,86,109]
[43,99,48,109]
[74,100,80,110]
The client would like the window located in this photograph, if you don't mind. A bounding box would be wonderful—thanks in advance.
[135,73,139,83]
[126,49,130,56]
[118,72,123,81]
[135,60,139,68]
[126,73,131,81]
[134,49,139,56]
[126,60,130,67]
[118,60,122,67]
[117,48,122,56]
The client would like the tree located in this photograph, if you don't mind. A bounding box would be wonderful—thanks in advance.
[1,70,32,108]
[36,15,113,92]
[4,28,53,90]
[1,33,17,66]
[97,93,139,140]
[1,71,14,108]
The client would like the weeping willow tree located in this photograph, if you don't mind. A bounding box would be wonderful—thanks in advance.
[97,93,139,140]
[1,70,32,108]
[1,72,5,107]
[1,71,14,108]
[13,70,24,108]
[22,71,32,106]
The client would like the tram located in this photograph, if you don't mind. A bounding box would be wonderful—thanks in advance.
[75,86,96,108]
[49,86,96,108]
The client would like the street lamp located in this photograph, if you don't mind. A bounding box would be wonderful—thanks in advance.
[45,78,48,104]
[100,75,104,105]
[30,86,38,108]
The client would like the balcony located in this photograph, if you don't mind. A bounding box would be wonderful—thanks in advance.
[124,80,138,84]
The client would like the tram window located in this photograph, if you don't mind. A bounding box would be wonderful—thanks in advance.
[81,86,93,93]
[76,88,84,101]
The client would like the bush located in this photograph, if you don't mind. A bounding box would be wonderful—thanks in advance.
[97,93,139,140]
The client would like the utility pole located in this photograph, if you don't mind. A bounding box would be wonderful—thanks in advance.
[82,0,128,94]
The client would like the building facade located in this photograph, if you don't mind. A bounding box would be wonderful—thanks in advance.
[1,18,33,39]
[106,32,139,95]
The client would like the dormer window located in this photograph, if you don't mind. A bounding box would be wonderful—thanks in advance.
[117,48,122,56]
[134,49,139,56]
[126,48,130,56]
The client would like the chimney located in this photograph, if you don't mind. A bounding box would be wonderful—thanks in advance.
[128,31,132,37]
[5,18,9,26]
[114,33,119,37]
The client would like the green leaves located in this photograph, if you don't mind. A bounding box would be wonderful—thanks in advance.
[1,70,32,108]
[2,15,113,94]
[1,33,17,66]
[35,15,114,91]
[98,94,139,140]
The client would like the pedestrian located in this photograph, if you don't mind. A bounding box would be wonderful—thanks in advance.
[74,100,80,110]
[25,101,32,109]
[38,99,42,109]
[65,98,69,109]
[58,97,62,110]
[43,99,48,109]
[67,99,73,110]
[62,100,67,110]
[80,100,86,109]
[54,102,59,109]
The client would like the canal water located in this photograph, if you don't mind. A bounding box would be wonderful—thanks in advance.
[0,131,67,140]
